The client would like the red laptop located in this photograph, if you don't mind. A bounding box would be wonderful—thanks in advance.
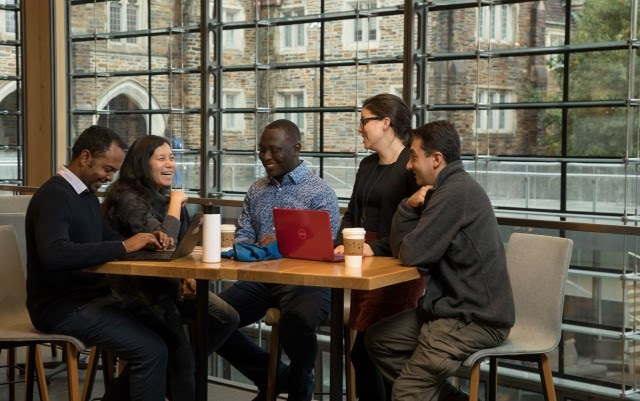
[272,208,344,263]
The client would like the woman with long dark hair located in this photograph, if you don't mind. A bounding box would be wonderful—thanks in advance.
[334,94,426,401]
[103,135,239,401]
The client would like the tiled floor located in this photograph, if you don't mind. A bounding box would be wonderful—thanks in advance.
[0,345,258,401]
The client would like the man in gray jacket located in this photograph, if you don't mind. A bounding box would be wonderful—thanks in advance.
[365,120,515,401]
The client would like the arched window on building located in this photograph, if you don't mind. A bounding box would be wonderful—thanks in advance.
[0,81,20,183]
[97,94,146,147]
[0,85,17,145]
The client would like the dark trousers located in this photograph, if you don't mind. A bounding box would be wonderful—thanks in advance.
[151,291,240,401]
[351,331,392,401]
[42,292,168,401]
[218,282,331,401]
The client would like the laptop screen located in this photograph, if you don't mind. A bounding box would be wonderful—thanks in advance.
[272,208,343,263]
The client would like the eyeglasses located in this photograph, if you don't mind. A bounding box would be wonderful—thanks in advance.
[359,116,384,128]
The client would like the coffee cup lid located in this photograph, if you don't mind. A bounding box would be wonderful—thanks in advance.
[342,227,366,234]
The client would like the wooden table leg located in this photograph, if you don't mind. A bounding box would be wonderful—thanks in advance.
[194,279,209,401]
[329,288,344,401]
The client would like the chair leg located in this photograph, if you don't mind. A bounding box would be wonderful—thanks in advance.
[101,350,116,388]
[65,343,80,401]
[489,357,498,401]
[116,357,125,376]
[344,326,356,401]
[468,361,481,401]
[24,344,36,401]
[81,347,99,401]
[266,320,281,401]
[538,354,557,401]
[8,347,16,401]
[34,346,50,401]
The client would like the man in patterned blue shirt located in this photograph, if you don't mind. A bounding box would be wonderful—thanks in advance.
[217,119,340,401]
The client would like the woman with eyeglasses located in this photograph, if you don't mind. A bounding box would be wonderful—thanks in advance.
[334,93,426,401]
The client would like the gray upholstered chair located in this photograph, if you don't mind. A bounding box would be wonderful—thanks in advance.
[0,224,87,401]
[0,195,32,276]
[462,233,573,401]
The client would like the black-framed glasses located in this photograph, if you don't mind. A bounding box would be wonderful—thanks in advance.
[359,116,384,128]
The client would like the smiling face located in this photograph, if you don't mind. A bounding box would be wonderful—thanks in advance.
[358,108,388,151]
[149,143,175,190]
[258,127,301,181]
[407,136,442,187]
[79,142,125,192]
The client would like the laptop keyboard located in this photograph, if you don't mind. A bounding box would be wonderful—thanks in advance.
[120,249,174,261]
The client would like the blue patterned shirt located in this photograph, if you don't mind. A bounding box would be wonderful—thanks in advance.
[235,161,340,244]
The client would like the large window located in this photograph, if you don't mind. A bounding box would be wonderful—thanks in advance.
[69,0,200,190]
[416,1,640,396]
[65,0,640,398]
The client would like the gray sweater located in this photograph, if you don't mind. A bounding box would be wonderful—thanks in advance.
[390,160,515,327]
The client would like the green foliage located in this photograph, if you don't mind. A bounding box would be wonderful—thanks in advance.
[543,0,635,157]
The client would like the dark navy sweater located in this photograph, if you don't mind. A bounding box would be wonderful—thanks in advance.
[25,175,126,329]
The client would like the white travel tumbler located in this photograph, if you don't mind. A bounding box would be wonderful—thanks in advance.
[202,205,221,263]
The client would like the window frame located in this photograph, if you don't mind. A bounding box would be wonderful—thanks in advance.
[276,90,306,133]
[478,4,514,44]
[342,0,379,50]
[279,7,306,51]
[222,6,244,51]
[475,88,515,135]
[107,0,142,45]
[222,90,245,132]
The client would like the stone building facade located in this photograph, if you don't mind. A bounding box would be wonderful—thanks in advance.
[0,1,566,188]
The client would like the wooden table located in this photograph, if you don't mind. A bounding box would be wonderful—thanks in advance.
[86,254,421,401]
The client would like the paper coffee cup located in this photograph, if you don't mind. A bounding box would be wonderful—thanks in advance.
[342,228,366,269]
[221,224,236,252]
[345,264,362,276]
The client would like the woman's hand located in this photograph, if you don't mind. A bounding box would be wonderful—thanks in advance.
[333,245,344,255]
[170,189,189,206]
[123,232,166,253]
[153,230,174,249]
[363,243,374,257]
[167,190,188,219]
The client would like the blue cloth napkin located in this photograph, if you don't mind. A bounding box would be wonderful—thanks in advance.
[221,241,282,261]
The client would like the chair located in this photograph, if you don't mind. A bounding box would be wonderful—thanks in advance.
[264,291,355,401]
[81,347,126,401]
[0,224,87,401]
[462,233,573,401]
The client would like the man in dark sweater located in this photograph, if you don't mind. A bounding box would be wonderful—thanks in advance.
[26,125,171,401]
[365,120,515,401]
